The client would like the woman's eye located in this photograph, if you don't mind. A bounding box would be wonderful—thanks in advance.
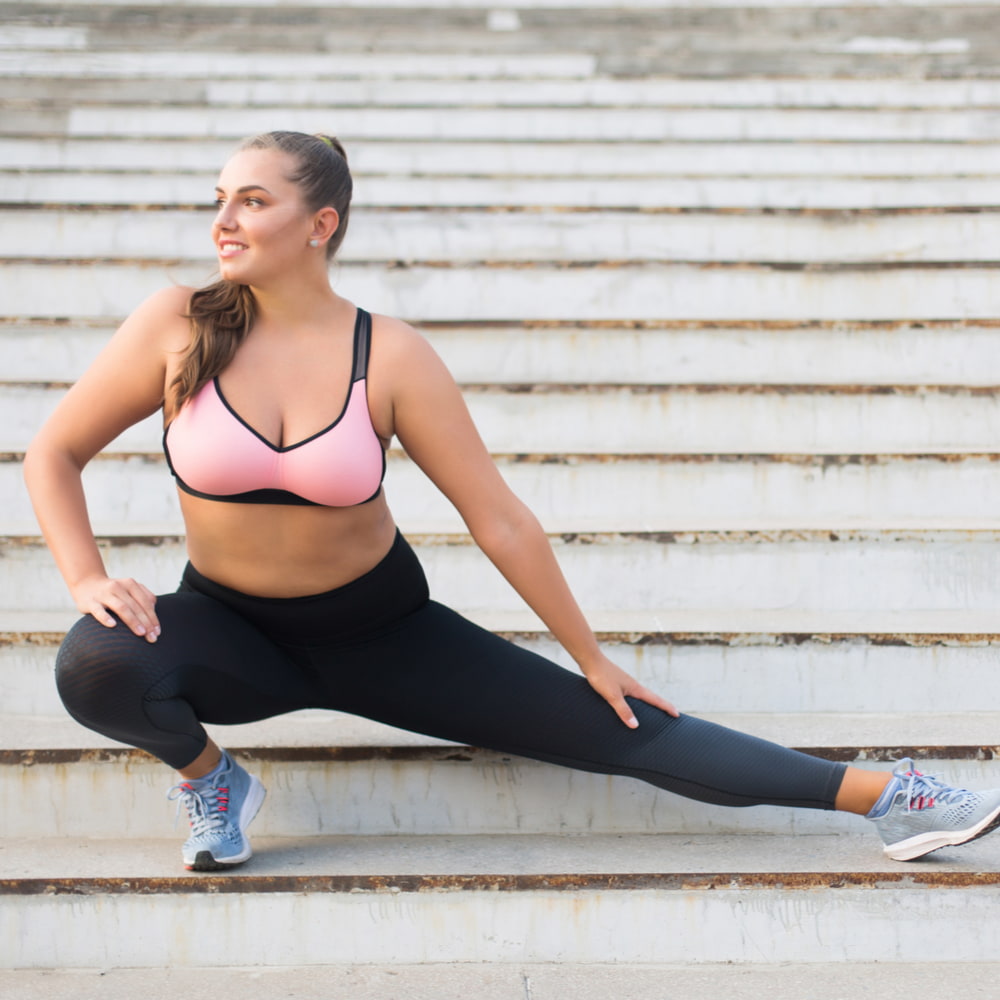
[213,197,226,208]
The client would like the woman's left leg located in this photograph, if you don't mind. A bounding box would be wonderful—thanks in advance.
[321,600,847,812]
[320,600,1000,859]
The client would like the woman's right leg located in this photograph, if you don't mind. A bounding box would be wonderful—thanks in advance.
[55,589,322,870]
[55,590,319,770]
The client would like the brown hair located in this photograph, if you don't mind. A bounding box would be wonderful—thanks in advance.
[170,131,352,409]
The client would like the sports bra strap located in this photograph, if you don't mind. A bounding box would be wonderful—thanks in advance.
[352,308,372,382]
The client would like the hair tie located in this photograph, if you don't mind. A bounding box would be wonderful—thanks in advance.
[316,135,334,148]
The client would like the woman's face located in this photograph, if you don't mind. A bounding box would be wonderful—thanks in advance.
[211,148,315,285]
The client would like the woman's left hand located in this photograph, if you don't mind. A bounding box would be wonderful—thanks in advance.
[582,654,680,728]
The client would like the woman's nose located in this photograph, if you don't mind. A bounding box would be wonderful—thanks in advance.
[214,203,236,229]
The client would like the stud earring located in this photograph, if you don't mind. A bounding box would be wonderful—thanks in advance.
[309,238,319,247]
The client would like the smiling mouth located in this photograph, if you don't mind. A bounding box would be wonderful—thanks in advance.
[218,242,248,255]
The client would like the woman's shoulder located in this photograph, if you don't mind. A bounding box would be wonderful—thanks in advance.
[118,284,194,351]
[367,311,439,365]
[133,284,195,322]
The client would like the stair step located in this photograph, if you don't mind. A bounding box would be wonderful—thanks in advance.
[3,1,996,17]
[10,529,1000,615]
[6,321,1000,386]
[11,607,1000,635]
[10,381,1000,455]
[9,170,1000,210]
[8,625,1000,718]
[4,834,1000,967]
[8,207,1000,264]
[1,964,998,1000]
[9,451,1000,536]
[1,8,996,80]
[9,709,1000,754]
[4,713,999,838]
[0,49,596,78]
[6,832,1000,881]
[14,76,1000,109]
[9,529,1000,615]
[11,106,1000,143]
[8,137,1000,177]
[6,261,1000,321]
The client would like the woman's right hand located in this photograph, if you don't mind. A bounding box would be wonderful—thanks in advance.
[71,575,161,642]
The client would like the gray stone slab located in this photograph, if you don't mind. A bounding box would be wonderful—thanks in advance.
[2,964,1000,1000]
[11,622,1000,718]
[3,6,1000,83]
[14,380,1000,456]
[13,528,1000,617]
[36,106,1000,143]
[6,137,1000,177]
[9,607,1000,638]
[3,832,1000,880]
[10,260,1000,322]
[11,450,1000,538]
[14,528,1000,617]
[7,709,1000,754]
[15,77,1000,109]
[10,171,1000,209]
[8,207,1000,263]
[6,322,1000,386]
[6,841,1000,965]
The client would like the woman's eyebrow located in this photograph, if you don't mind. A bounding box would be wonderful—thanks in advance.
[214,184,272,195]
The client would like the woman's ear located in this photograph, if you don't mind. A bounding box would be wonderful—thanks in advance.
[309,207,340,246]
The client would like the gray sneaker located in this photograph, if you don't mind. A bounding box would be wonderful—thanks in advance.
[869,758,1000,861]
[168,751,266,871]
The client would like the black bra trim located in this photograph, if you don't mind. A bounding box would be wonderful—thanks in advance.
[173,479,383,507]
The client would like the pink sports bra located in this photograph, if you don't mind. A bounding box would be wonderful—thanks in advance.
[163,308,385,507]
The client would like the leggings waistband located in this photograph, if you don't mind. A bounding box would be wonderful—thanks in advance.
[178,529,430,645]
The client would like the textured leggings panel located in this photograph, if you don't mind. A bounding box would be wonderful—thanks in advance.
[54,536,846,810]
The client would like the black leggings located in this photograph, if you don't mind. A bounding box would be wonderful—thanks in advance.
[55,532,846,810]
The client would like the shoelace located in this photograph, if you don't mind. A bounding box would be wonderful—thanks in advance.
[899,767,970,813]
[167,781,231,837]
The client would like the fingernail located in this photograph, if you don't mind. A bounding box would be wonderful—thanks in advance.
[628,717,638,728]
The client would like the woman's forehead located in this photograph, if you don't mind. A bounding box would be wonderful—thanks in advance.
[217,147,297,189]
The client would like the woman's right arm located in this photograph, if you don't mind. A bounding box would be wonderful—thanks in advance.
[22,285,192,642]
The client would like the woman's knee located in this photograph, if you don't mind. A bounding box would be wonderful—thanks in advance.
[54,613,151,722]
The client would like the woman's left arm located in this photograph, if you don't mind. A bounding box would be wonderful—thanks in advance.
[377,319,678,727]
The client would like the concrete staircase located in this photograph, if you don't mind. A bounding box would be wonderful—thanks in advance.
[4,0,1000,990]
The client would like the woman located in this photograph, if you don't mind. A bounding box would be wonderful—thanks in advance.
[24,131,1000,871]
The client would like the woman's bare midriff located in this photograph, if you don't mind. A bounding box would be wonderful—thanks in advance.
[179,491,399,597]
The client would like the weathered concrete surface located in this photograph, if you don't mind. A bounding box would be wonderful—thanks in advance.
[6,322,1000,385]
[11,529,1000,615]
[11,260,1000,321]
[6,870,1000,966]
[3,4,1000,80]
[2,964,1000,1000]
[2,722,998,839]
[9,208,1000,263]
[11,624,1000,720]
[15,76,1000,108]
[4,832,1000,880]
[14,381,1000,455]
[11,450,1000,537]
[7,137,1000,176]
[11,171,1000,208]
[9,624,1000,717]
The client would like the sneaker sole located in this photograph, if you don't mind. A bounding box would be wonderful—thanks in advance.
[184,776,267,872]
[883,803,1000,861]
